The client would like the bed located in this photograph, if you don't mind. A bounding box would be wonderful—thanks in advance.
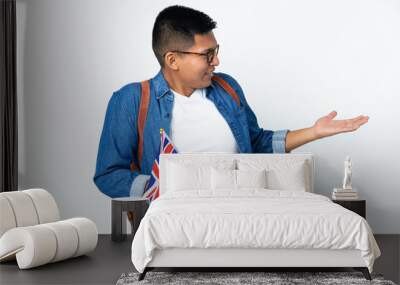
[130,153,381,281]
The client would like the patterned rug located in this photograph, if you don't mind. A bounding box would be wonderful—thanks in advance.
[116,271,396,285]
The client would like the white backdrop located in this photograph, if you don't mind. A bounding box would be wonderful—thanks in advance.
[16,0,400,233]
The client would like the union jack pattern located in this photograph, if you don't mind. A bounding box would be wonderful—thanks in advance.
[142,128,177,202]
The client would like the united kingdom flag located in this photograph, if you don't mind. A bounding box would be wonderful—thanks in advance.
[142,128,177,202]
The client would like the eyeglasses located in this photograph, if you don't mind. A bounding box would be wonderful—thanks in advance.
[164,44,219,64]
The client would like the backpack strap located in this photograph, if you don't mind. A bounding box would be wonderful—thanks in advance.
[130,80,150,172]
[211,75,241,107]
[130,75,240,172]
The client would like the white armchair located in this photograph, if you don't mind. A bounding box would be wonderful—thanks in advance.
[0,188,98,269]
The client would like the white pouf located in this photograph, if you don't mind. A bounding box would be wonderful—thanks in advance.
[0,189,98,269]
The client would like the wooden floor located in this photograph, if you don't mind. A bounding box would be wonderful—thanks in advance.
[0,234,398,285]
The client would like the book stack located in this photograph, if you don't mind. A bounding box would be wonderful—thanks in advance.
[332,188,359,200]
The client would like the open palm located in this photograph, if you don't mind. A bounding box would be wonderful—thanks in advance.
[313,111,369,139]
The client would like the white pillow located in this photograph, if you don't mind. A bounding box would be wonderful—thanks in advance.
[167,162,210,191]
[211,168,268,191]
[237,159,309,191]
[211,168,236,190]
[266,161,307,191]
[166,160,236,193]
[236,169,267,189]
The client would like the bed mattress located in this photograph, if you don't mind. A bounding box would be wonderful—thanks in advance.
[131,190,380,273]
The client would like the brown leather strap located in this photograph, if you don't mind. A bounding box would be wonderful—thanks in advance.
[130,80,150,172]
[212,75,241,107]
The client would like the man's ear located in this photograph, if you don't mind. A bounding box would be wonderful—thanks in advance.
[164,52,179,71]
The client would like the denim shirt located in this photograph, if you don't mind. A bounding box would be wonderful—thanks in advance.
[93,70,289,198]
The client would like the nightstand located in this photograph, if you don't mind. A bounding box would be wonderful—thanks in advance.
[332,199,366,219]
[111,197,149,242]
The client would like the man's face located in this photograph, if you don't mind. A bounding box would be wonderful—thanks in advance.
[175,31,220,89]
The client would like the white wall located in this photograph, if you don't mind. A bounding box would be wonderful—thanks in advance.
[16,0,400,234]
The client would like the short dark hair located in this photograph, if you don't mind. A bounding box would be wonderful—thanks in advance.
[152,5,217,67]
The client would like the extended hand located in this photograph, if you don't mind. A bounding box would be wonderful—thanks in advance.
[312,111,369,139]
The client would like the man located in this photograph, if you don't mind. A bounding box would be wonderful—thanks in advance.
[93,5,368,199]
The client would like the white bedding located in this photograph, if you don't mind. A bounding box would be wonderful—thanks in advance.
[131,190,381,273]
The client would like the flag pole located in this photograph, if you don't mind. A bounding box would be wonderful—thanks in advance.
[159,128,164,145]
[159,128,164,154]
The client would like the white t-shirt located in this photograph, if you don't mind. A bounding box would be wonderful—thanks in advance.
[170,88,239,153]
